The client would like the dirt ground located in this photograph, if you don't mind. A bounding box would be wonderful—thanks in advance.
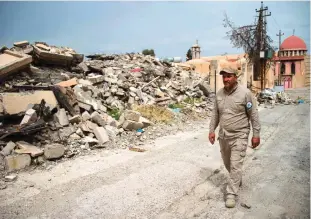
[0,104,309,219]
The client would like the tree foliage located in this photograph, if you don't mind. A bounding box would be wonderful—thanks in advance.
[186,48,192,61]
[142,49,155,57]
[222,12,276,80]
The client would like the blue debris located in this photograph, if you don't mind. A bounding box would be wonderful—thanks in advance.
[172,108,181,113]
[137,128,144,133]
[298,99,304,104]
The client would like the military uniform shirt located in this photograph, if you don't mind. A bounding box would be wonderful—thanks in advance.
[209,84,261,139]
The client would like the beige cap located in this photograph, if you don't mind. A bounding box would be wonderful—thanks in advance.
[219,66,238,75]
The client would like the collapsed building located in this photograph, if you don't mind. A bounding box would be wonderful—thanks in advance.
[0,41,214,177]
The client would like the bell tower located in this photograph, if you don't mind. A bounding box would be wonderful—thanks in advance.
[191,40,201,59]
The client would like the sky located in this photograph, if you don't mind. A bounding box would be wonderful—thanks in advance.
[0,1,310,61]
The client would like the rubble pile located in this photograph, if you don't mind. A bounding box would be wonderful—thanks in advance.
[73,53,212,111]
[0,44,214,177]
[257,88,294,105]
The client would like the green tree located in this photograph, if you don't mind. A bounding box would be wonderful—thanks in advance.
[186,48,192,61]
[142,49,156,57]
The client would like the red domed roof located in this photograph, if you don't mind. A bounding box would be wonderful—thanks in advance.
[280,35,307,50]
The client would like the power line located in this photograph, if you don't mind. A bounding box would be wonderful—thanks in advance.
[271,15,280,29]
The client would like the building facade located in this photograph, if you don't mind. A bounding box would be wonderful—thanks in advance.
[274,35,308,89]
[185,35,309,93]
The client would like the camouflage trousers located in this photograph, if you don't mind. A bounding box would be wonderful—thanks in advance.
[219,136,248,196]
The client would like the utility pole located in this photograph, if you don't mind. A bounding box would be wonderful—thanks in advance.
[255,1,271,90]
[276,30,284,50]
[276,30,284,85]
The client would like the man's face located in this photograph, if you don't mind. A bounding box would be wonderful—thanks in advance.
[222,72,237,89]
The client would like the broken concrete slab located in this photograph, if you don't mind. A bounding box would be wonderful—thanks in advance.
[87,75,105,84]
[5,154,31,172]
[69,115,81,124]
[69,133,81,140]
[59,126,76,139]
[80,120,98,133]
[36,43,51,51]
[78,79,92,86]
[91,111,106,127]
[104,125,118,140]
[44,143,65,160]
[13,41,29,48]
[15,141,44,157]
[123,110,141,122]
[0,50,32,79]
[93,127,109,144]
[78,102,93,112]
[0,141,16,156]
[122,120,144,131]
[82,136,99,146]
[81,111,91,121]
[56,78,78,87]
[33,42,83,68]
[54,108,69,127]
[139,116,153,128]
[74,85,101,111]
[106,115,119,127]
[0,91,58,116]
[4,174,18,182]
[78,62,89,72]
[76,127,84,137]
[20,108,37,126]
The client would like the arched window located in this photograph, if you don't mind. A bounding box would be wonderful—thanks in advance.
[281,63,285,74]
[291,62,296,75]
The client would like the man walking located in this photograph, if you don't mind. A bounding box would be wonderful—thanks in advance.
[208,66,261,208]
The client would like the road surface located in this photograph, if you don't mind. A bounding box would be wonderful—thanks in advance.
[0,103,309,219]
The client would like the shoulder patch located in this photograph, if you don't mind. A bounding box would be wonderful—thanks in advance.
[246,102,252,109]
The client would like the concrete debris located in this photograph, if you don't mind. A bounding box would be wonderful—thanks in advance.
[14,41,29,48]
[4,174,17,182]
[81,111,91,121]
[122,120,144,131]
[82,136,99,145]
[257,89,294,105]
[69,115,81,124]
[33,42,84,68]
[93,127,110,144]
[139,117,153,127]
[104,125,118,140]
[5,154,31,172]
[54,108,69,127]
[0,91,58,116]
[44,144,65,160]
[20,108,37,126]
[0,50,32,79]
[1,141,16,156]
[56,77,78,87]
[15,141,44,157]
[91,111,106,126]
[129,146,146,152]
[0,49,215,175]
[122,110,141,122]
[0,181,7,190]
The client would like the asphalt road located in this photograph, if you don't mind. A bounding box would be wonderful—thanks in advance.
[0,104,309,219]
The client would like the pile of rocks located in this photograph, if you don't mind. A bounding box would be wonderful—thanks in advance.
[71,53,212,111]
[0,52,213,176]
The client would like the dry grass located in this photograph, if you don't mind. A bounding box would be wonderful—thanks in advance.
[132,104,174,124]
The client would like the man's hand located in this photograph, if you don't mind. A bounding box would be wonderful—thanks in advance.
[209,133,216,145]
[251,137,260,149]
